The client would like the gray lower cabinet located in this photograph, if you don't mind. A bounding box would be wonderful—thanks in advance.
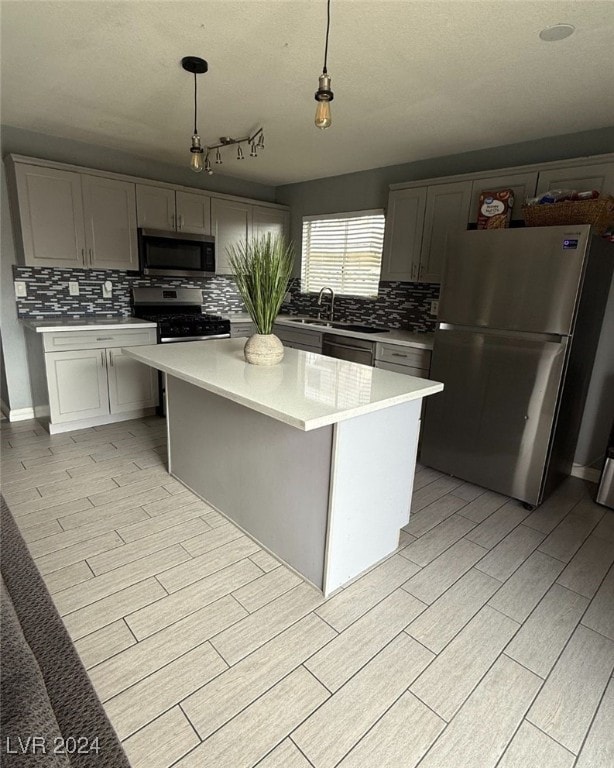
[375,342,431,378]
[274,325,322,352]
[230,321,257,338]
[36,328,158,433]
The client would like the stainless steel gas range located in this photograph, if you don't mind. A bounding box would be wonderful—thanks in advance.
[131,287,231,342]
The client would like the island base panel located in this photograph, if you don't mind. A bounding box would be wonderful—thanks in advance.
[324,401,420,594]
[166,376,331,590]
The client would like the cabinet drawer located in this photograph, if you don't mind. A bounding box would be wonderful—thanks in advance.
[43,328,157,352]
[274,325,323,349]
[376,343,431,369]
[230,322,256,338]
[375,360,429,377]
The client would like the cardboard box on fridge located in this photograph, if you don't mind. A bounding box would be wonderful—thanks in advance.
[477,189,514,229]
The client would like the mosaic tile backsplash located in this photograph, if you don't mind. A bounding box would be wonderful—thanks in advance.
[12,268,439,332]
[284,278,440,333]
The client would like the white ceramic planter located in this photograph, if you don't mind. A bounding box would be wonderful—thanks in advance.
[244,333,284,366]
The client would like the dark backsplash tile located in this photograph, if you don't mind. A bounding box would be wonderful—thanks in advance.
[12,268,439,332]
[284,279,439,332]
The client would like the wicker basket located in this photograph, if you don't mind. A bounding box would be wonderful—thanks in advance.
[522,196,614,234]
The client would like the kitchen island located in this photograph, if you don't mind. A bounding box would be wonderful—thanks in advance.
[124,338,443,595]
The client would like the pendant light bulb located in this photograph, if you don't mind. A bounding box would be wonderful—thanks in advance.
[190,134,204,173]
[204,154,213,175]
[250,142,257,157]
[314,75,333,129]
[257,131,265,149]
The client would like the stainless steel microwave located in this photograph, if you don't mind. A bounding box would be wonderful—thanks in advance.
[138,229,215,277]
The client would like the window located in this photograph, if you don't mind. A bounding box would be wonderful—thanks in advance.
[301,210,385,297]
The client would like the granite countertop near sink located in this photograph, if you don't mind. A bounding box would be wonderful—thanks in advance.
[22,317,157,333]
[274,315,434,350]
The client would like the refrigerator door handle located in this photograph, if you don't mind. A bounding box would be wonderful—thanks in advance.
[437,323,567,345]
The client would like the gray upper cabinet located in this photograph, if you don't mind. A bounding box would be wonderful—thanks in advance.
[419,181,472,283]
[536,162,614,196]
[252,205,290,241]
[135,184,175,230]
[136,184,211,235]
[12,163,137,271]
[468,171,539,223]
[211,197,252,274]
[13,164,87,268]
[381,188,427,282]
[82,175,138,270]
[175,190,212,235]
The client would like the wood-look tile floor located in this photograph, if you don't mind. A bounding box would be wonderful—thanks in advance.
[1,415,613,768]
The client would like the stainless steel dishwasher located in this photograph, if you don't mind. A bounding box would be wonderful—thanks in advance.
[322,333,375,365]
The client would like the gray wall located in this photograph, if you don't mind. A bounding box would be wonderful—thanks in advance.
[1,125,277,202]
[277,126,614,262]
[0,127,277,413]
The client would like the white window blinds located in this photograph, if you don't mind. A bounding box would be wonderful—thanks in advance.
[301,210,385,297]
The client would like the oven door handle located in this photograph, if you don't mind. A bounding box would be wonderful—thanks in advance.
[159,333,231,343]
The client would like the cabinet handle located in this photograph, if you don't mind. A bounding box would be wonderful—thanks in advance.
[96,336,112,341]
[171,213,176,230]
[88,248,93,263]
[101,351,105,366]
[392,352,407,358]
[418,264,423,280]
[81,248,85,261]
[177,214,183,230]
[109,350,114,367]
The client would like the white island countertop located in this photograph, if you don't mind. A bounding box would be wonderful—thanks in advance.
[124,338,443,431]
[23,317,156,333]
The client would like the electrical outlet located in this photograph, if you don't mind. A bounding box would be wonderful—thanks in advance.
[14,281,27,298]
[102,281,113,298]
[69,281,80,296]
[430,300,439,316]
[283,291,291,304]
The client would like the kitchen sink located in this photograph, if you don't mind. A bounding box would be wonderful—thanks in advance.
[284,318,389,334]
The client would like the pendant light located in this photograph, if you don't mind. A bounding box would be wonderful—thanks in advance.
[314,0,334,129]
[182,56,208,173]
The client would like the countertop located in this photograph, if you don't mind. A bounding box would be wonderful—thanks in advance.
[22,317,157,333]
[226,314,435,350]
[124,338,443,431]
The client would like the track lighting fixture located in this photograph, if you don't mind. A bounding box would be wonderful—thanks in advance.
[181,56,264,174]
[314,0,334,129]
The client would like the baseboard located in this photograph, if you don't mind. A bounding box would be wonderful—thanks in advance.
[571,463,601,483]
[46,408,156,434]
[1,401,37,422]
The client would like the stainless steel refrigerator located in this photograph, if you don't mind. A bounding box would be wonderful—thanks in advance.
[421,224,613,507]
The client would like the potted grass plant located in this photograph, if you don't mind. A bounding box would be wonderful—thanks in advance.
[227,233,295,365]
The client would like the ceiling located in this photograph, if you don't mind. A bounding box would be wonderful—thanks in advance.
[2,1,614,187]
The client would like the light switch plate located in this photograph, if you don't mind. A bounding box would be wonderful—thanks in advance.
[69,281,80,296]
[14,281,27,298]
[430,300,439,316]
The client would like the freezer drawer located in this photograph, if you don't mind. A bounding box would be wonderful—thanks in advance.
[421,328,568,505]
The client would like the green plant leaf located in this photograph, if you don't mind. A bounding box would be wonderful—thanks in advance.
[227,233,295,335]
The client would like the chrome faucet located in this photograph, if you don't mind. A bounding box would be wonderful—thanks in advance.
[317,286,335,321]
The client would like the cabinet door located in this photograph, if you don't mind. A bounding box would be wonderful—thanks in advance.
[135,184,176,230]
[252,206,289,241]
[211,198,252,274]
[176,190,211,235]
[419,181,472,284]
[14,164,86,268]
[469,171,539,223]
[536,162,614,196]
[106,348,159,413]
[381,188,427,282]
[82,176,138,270]
[45,349,109,423]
